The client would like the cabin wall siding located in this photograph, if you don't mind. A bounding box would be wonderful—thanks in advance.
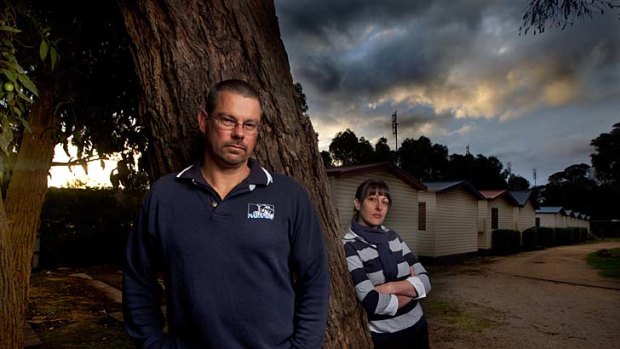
[478,200,489,249]
[518,202,536,232]
[537,214,556,228]
[417,192,436,257]
[434,188,479,257]
[478,196,515,250]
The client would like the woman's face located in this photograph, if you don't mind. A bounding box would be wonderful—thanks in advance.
[355,192,390,227]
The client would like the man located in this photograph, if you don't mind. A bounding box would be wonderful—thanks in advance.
[123,79,329,349]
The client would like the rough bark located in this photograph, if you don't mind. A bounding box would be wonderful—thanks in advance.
[0,87,58,349]
[118,0,372,347]
[0,196,20,349]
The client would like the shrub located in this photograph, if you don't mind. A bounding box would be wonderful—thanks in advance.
[38,188,145,267]
[579,228,589,242]
[555,228,572,245]
[537,227,556,247]
[570,227,582,244]
[491,229,521,255]
[521,227,538,251]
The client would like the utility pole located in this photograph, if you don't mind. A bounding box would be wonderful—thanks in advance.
[392,110,398,152]
[533,168,537,187]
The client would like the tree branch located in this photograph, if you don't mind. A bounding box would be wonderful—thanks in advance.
[51,156,104,167]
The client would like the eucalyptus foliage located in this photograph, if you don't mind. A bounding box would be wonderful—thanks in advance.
[520,0,620,35]
[0,0,147,189]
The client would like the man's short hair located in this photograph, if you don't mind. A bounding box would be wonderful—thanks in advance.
[205,79,261,114]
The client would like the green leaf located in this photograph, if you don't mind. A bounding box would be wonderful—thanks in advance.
[16,88,34,103]
[40,40,49,61]
[4,59,25,73]
[16,74,39,96]
[11,106,22,117]
[1,68,17,82]
[17,115,31,133]
[50,47,58,70]
[0,26,21,33]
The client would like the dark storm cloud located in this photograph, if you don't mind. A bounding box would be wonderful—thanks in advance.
[396,106,455,130]
[276,0,433,42]
[278,1,480,97]
[297,56,343,93]
[278,0,619,115]
[276,0,491,100]
[275,0,620,182]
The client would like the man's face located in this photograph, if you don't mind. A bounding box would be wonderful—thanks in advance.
[198,90,261,168]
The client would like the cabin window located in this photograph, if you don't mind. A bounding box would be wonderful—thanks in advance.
[536,217,540,228]
[418,202,426,231]
[491,207,499,229]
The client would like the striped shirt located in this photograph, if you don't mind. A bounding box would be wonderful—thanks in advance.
[343,225,431,334]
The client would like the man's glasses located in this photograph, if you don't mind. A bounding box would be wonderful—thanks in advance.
[208,113,261,134]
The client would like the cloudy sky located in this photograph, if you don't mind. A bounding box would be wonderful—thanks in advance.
[274,0,620,185]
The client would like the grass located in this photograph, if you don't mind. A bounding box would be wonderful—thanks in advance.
[586,247,620,278]
[585,237,620,244]
[424,298,495,332]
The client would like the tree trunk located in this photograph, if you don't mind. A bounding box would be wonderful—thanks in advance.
[0,87,58,349]
[118,0,372,347]
[0,196,21,349]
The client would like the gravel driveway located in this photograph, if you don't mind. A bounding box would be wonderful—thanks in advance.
[426,241,620,349]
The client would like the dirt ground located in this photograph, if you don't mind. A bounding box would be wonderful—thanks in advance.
[425,241,620,349]
[27,241,620,348]
[28,266,132,349]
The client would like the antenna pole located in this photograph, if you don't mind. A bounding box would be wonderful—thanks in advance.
[392,110,398,152]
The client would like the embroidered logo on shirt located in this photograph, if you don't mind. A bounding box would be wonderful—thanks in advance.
[247,203,275,220]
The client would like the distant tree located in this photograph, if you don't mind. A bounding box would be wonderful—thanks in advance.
[590,122,620,185]
[445,153,475,183]
[520,0,620,35]
[329,129,375,166]
[591,182,620,218]
[374,137,394,162]
[447,153,507,189]
[429,143,450,179]
[540,163,597,213]
[329,129,359,166]
[320,150,333,168]
[398,136,449,181]
[358,137,376,164]
[548,163,595,186]
[507,174,531,190]
[375,137,390,155]
[473,155,508,189]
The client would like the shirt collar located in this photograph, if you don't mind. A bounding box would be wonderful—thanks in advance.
[176,158,273,187]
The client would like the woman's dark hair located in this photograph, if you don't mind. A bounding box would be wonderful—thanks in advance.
[354,179,392,206]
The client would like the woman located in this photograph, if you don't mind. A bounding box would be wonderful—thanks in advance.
[343,179,431,349]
